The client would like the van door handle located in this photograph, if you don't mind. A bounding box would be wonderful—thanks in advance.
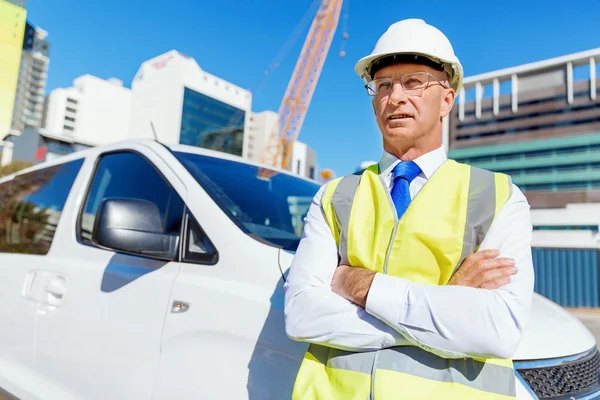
[22,271,38,299]
[45,276,67,306]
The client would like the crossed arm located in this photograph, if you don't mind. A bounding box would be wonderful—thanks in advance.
[283,184,535,359]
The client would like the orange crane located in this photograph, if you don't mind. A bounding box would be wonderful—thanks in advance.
[259,0,345,178]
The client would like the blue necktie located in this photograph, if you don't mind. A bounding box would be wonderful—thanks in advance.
[390,161,422,219]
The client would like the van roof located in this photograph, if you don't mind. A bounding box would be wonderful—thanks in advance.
[1,139,321,185]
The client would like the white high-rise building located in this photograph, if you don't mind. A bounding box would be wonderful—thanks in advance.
[45,75,131,145]
[11,21,49,135]
[247,109,317,179]
[291,141,317,180]
[247,110,279,162]
[130,50,252,157]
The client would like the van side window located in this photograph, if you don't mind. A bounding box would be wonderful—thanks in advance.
[0,158,84,255]
[79,152,185,249]
[184,214,218,265]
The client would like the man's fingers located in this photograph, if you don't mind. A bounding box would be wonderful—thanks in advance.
[479,275,513,290]
[466,249,501,263]
[467,249,500,261]
[477,257,516,271]
[459,250,501,274]
[472,265,518,288]
[461,257,515,281]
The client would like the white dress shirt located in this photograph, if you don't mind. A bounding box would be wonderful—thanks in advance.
[283,146,535,359]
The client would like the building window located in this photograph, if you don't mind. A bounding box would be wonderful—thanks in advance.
[309,167,315,180]
[63,125,74,131]
[534,225,599,233]
[47,141,75,156]
[179,87,245,156]
[297,160,301,174]
[66,107,76,113]
[65,116,75,122]
[67,98,78,104]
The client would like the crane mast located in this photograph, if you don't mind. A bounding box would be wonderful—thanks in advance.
[259,0,344,176]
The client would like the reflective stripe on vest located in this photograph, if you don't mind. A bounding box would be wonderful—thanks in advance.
[291,160,516,400]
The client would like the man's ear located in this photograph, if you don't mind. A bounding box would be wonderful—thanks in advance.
[440,89,456,119]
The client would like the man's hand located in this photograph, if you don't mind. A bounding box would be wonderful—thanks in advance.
[331,265,376,308]
[331,250,516,306]
[448,249,517,289]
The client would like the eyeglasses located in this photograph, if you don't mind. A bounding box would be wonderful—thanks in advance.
[365,72,449,97]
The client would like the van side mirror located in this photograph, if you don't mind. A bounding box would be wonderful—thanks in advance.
[92,198,179,260]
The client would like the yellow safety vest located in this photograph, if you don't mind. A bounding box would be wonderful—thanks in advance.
[291,160,517,400]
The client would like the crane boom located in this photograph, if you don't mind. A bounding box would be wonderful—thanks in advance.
[260,0,344,174]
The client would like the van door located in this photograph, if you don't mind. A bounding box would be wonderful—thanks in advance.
[32,149,187,400]
[0,159,84,398]
[151,150,314,400]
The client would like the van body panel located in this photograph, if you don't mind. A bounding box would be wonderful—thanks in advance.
[513,293,596,360]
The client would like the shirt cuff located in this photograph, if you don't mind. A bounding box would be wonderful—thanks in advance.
[365,273,409,330]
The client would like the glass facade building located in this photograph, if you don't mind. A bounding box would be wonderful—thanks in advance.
[447,49,600,209]
[448,132,600,207]
[179,87,245,156]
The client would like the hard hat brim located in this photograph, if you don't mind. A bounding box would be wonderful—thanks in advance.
[354,51,463,94]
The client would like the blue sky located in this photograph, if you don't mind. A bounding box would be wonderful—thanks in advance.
[26,0,600,177]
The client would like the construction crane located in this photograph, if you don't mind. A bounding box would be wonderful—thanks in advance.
[258,0,345,178]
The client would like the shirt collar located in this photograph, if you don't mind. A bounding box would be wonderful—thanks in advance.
[379,146,447,180]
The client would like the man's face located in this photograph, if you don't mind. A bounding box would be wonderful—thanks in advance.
[371,63,454,149]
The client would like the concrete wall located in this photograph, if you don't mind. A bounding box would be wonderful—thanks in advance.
[72,75,131,145]
[531,203,600,249]
[10,127,41,163]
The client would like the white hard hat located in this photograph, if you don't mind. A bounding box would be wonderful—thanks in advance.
[354,19,463,94]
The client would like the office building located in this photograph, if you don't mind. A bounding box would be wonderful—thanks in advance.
[247,110,279,162]
[291,141,317,180]
[45,75,131,145]
[448,48,600,209]
[130,50,252,157]
[0,0,27,138]
[11,21,49,134]
[7,127,92,164]
[446,48,600,309]
[247,110,317,179]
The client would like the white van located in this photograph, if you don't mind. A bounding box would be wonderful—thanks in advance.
[0,139,598,400]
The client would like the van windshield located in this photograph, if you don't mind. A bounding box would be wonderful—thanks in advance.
[174,151,321,251]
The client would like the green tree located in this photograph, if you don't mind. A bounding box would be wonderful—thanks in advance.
[0,160,33,178]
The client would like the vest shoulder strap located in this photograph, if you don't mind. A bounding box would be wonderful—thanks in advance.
[321,166,375,248]
[452,163,513,274]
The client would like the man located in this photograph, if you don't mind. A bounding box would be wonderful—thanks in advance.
[283,18,534,399]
